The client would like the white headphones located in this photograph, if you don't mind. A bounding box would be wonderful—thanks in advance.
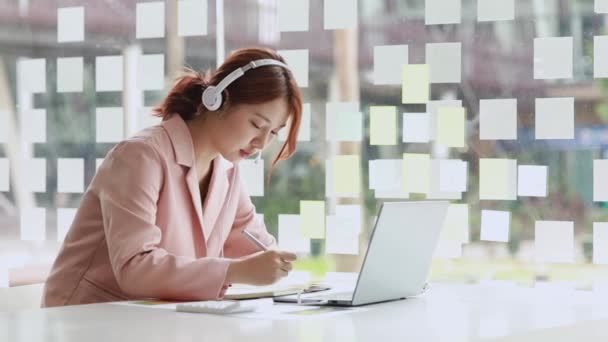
[201,59,290,111]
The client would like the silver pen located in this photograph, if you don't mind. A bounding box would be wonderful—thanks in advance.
[241,229,268,251]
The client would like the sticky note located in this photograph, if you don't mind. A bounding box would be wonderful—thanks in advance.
[138,54,164,90]
[426,43,461,83]
[477,0,514,21]
[333,155,361,197]
[20,109,46,143]
[324,0,357,30]
[439,159,468,193]
[20,208,46,241]
[428,160,462,200]
[177,0,207,36]
[24,158,46,193]
[479,159,517,200]
[436,106,465,147]
[57,57,83,92]
[480,210,510,242]
[0,159,8,192]
[57,7,84,42]
[535,97,574,139]
[594,36,608,78]
[325,216,359,255]
[57,158,84,193]
[427,100,462,140]
[326,102,362,142]
[403,112,430,143]
[373,45,409,85]
[335,204,362,234]
[369,159,402,191]
[96,107,124,143]
[96,56,123,91]
[137,107,161,131]
[440,204,469,243]
[136,2,165,39]
[325,159,334,198]
[534,37,573,80]
[597,0,608,13]
[594,160,608,201]
[369,106,397,145]
[535,221,574,263]
[279,103,310,141]
[239,159,264,197]
[402,64,429,104]
[279,0,309,32]
[300,201,325,239]
[278,49,308,87]
[17,58,46,93]
[278,214,310,253]
[517,165,547,197]
[403,153,430,194]
[425,0,461,25]
[57,208,77,242]
[479,98,517,140]
[594,223,608,264]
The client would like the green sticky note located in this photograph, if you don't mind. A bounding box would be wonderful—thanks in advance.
[402,153,430,194]
[479,158,517,200]
[402,64,429,104]
[333,155,361,196]
[439,204,469,243]
[369,106,397,145]
[436,107,465,147]
[300,200,325,239]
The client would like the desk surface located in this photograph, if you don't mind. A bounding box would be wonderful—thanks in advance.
[2,282,608,342]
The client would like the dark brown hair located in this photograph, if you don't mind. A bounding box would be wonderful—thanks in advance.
[153,47,303,168]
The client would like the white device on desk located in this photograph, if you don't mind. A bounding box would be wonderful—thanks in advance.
[280,201,448,307]
[176,299,269,314]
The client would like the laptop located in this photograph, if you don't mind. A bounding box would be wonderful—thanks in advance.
[276,201,449,307]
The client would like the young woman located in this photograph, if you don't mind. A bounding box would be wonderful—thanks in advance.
[42,47,302,307]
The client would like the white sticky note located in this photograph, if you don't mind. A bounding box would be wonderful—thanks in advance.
[96,56,123,91]
[239,159,264,197]
[535,221,574,263]
[426,42,461,83]
[0,110,7,143]
[369,159,403,191]
[535,97,574,139]
[96,107,124,143]
[594,36,608,78]
[439,159,468,193]
[136,2,165,39]
[57,57,84,92]
[57,158,84,193]
[428,160,462,200]
[436,106,465,147]
[96,159,104,171]
[325,159,334,198]
[177,0,207,36]
[427,100,462,140]
[425,0,461,25]
[279,103,310,141]
[534,37,573,80]
[20,109,46,143]
[278,215,310,253]
[440,204,469,243]
[138,54,164,90]
[479,98,517,140]
[594,223,608,264]
[20,208,46,241]
[278,49,308,87]
[335,204,362,234]
[57,208,77,243]
[373,45,408,85]
[23,158,46,193]
[57,7,84,42]
[517,165,547,197]
[403,112,430,143]
[324,0,357,30]
[137,107,161,131]
[403,153,430,194]
[596,0,608,13]
[325,216,359,255]
[480,210,510,242]
[0,159,9,192]
[402,64,429,104]
[326,102,362,142]
[369,106,397,145]
[477,0,514,21]
[333,155,361,197]
[17,58,46,93]
[595,160,608,201]
[279,0,309,32]
[479,159,517,200]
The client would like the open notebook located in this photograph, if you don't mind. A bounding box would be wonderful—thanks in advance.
[224,271,330,299]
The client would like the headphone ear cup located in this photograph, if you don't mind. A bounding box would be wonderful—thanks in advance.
[202,86,222,111]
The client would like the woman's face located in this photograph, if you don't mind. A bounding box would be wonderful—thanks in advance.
[207,98,290,163]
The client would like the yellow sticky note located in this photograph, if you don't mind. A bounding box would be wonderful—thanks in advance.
[402,64,429,104]
[437,107,465,147]
[440,204,469,243]
[369,106,397,145]
[333,155,361,196]
[402,153,430,194]
[479,158,517,200]
[300,200,325,239]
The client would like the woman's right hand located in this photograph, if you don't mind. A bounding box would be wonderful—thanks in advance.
[226,250,297,285]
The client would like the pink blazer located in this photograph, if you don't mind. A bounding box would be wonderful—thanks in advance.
[42,114,276,307]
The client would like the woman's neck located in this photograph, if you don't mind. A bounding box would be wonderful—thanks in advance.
[186,117,218,182]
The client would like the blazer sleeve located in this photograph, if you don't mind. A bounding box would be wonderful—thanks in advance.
[94,140,231,301]
[222,169,277,258]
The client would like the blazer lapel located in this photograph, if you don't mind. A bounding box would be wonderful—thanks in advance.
[185,166,206,243]
[203,157,233,238]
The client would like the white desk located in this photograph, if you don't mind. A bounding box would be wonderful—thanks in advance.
[2,282,608,342]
